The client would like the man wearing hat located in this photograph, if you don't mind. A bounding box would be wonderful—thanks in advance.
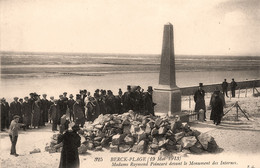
[21,97,32,129]
[144,86,156,116]
[1,98,10,131]
[123,85,135,111]
[115,89,124,114]
[49,99,60,131]
[63,92,69,113]
[230,78,237,98]
[10,97,22,121]
[57,95,66,125]
[194,83,206,121]
[68,94,75,121]
[41,94,49,126]
[73,97,85,127]
[9,115,25,156]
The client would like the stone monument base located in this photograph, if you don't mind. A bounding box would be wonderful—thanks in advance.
[153,86,181,116]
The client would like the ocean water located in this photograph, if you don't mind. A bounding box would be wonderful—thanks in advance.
[0,52,259,102]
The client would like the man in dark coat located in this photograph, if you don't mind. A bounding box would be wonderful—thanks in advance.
[210,90,224,125]
[115,89,124,114]
[57,123,81,168]
[144,86,156,116]
[1,98,10,131]
[63,92,69,114]
[230,78,237,97]
[123,85,135,111]
[49,99,60,131]
[10,97,22,121]
[41,94,49,126]
[105,90,116,114]
[68,94,75,121]
[57,95,66,124]
[21,97,32,129]
[73,97,85,127]
[194,83,206,120]
[221,79,229,97]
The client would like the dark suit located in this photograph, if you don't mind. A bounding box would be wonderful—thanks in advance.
[1,102,10,130]
[73,102,85,127]
[221,81,229,97]
[144,92,155,116]
[68,98,75,121]
[49,104,60,131]
[10,102,22,119]
[194,89,206,119]
[230,81,237,97]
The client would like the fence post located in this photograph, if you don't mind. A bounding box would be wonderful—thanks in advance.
[245,87,247,97]
[238,88,240,99]
[189,96,191,109]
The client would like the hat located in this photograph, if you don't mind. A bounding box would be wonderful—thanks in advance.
[69,94,74,98]
[95,89,100,93]
[24,96,29,99]
[127,85,131,90]
[50,96,54,99]
[14,97,19,100]
[147,86,153,92]
[59,95,63,97]
[13,115,20,119]
[42,94,47,96]
[76,94,81,100]
[63,92,67,94]
[199,83,203,87]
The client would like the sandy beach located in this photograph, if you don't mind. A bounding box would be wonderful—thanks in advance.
[1,87,259,168]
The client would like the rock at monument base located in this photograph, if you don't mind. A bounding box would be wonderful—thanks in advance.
[78,144,88,154]
[176,144,182,152]
[123,125,131,135]
[124,135,134,145]
[119,145,131,153]
[137,131,147,142]
[151,128,159,136]
[158,126,167,135]
[101,137,111,147]
[158,137,166,148]
[207,139,219,153]
[197,133,213,150]
[94,136,102,142]
[86,142,94,150]
[145,125,152,134]
[174,132,185,142]
[189,142,204,154]
[110,144,119,153]
[136,140,147,154]
[180,136,197,148]
[159,148,172,157]
[95,146,103,151]
[112,134,123,145]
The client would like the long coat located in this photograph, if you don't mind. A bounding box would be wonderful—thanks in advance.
[58,131,81,168]
[49,104,60,123]
[41,99,49,122]
[10,101,22,119]
[194,89,206,112]
[73,103,85,126]
[1,102,10,129]
[22,101,32,126]
[123,91,135,111]
[210,94,224,124]
[144,92,155,116]
[32,101,41,127]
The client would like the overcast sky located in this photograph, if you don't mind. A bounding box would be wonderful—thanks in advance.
[0,0,259,55]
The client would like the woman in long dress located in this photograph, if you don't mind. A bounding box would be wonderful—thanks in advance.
[57,122,81,168]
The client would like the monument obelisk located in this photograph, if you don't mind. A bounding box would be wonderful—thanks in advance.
[153,23,181,116]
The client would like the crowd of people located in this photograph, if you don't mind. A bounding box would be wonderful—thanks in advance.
[1,85,156,132]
